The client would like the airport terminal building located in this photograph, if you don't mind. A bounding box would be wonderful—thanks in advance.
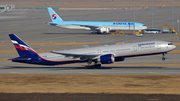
[0,4,15,13]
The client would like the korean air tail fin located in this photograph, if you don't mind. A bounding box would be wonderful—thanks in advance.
[47,7,63,22]
[9,34,37,57]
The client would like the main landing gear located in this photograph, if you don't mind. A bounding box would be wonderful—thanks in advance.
[85,60,101,69]
[162,53,166,61]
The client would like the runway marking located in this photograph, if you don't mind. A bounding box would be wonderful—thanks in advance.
[33,28,43,29]
[107,63,180,67]
[168,50,180,54]
[10,72,26,74]
[0,58,10,61]
[79,72,98,75]
[115,15,121,17]
[149,72,169,75]
[8,24,19,26]
[6,30,18,32]
[173,43,180,46]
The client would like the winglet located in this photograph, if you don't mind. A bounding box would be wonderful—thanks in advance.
[47,7,63,22]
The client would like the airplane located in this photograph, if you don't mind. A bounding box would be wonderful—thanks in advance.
[47,7,147,34]
[9,34,176,68]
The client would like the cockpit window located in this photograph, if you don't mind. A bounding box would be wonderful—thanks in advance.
[168,43,173,45]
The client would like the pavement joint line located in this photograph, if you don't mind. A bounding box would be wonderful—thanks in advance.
[149,72,169,75]
[9,72,27,74]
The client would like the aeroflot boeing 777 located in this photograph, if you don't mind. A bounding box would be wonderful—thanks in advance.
[47,7,147,34]
[9,34,176,68]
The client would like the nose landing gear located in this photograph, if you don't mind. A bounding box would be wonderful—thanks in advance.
[162,53,167,61]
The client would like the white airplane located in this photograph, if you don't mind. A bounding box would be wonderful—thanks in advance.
[47,7,147,34]
[9,34,176,68]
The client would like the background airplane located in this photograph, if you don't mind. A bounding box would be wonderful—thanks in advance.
[9,34,176,68]
[47,7,147,34]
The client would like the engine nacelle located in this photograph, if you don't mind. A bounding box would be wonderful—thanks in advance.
[100,54,114,64]
[99,27,110,33]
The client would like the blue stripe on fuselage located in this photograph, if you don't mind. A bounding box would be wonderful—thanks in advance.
[56,21,143,27]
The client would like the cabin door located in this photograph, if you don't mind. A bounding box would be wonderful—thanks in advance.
[157,43,161,50]
[133,46,137,52]
[97,49,101,54]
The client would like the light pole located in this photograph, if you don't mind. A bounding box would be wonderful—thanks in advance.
[178,20,179,34]
[133,0,135,34]
[152,0,153,28]
[172,0,174,28]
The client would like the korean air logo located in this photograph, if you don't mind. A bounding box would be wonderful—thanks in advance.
[52,14,57,20]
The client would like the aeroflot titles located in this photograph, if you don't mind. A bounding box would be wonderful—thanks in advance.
[113,22,134,25]
[138,42,155,47]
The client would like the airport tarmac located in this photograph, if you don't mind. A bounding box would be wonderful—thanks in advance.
[0,7,180,74]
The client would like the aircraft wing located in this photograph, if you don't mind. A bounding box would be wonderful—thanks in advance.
[47,22,58,26]
[8,58,31,61]
[72,24,99,30]
[50,51,99,61]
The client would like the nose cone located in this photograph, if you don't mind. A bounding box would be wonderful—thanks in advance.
[145,26,147,29]
[169,45,176,51]
[141,25,147,30]
[143,25,147,29]
[173,45,176,49]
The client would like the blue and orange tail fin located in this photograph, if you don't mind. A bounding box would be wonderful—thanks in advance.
[9,34,37,57]
[47,7,63,22]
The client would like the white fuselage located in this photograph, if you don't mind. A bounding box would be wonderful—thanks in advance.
[39,40,176,62]
[57,25,146,31]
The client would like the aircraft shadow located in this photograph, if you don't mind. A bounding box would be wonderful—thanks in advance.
[4,66,167,70]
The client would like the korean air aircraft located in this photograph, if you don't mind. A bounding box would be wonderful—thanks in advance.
[9,34,176,68]
[47,7,147,34]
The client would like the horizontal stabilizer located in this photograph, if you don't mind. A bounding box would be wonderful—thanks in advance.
[83,45,90,48]
[9,58,31,61]
[47,22,58,26]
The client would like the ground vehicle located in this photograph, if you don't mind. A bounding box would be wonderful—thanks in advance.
[170,28,176,33]
[144,29,161,33]
[162,30,170,33]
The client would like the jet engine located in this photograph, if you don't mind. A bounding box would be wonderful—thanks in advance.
[100,54,114,64]
[99,27,110,33]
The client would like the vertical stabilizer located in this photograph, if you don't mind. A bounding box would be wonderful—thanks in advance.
[47,7,63,22]
[9,34,37,57]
